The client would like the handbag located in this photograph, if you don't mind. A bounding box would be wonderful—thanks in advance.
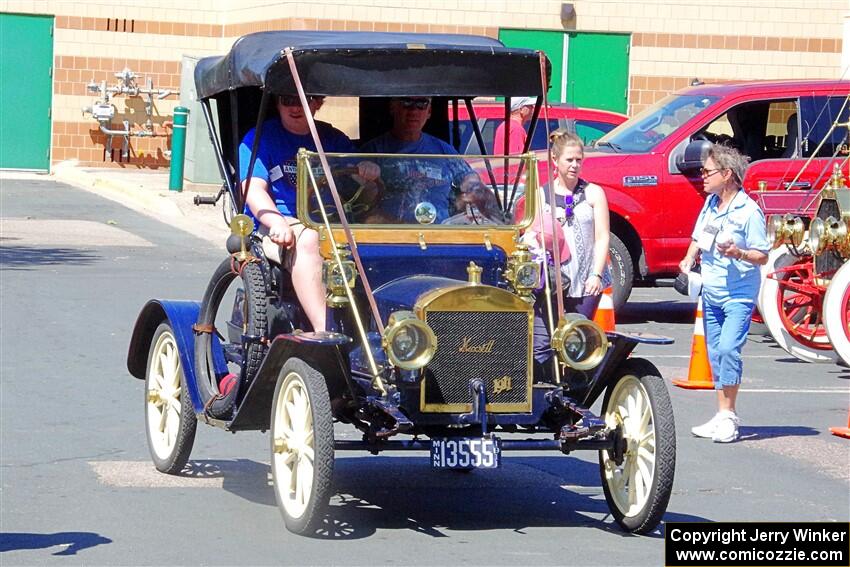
[674,263,702,299]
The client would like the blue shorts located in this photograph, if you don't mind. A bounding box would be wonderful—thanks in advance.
[702,300,754,388]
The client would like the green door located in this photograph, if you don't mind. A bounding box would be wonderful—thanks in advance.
[498,29,563,103]
[565,32,629,114]
[0,13,53,171]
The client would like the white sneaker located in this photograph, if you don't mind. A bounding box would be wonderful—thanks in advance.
[691,413,723,438]
[712,412,740,443]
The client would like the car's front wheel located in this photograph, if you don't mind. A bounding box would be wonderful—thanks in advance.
[270,358,335,535]
[145,322,197,474]
[599,359,675,534]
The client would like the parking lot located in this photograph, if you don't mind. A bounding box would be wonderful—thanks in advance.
[1,177,848,566]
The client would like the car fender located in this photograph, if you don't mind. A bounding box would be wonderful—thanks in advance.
[126,299,203,411]
[228,332,354,431]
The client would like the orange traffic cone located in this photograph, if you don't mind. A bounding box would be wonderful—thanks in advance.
[829,410,850,439]
[673,296,715,390]
[593,286,616,332]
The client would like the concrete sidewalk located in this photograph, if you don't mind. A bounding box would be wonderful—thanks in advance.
[43,160,231,248]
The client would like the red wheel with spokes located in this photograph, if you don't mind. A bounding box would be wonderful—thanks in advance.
[760,248,837,363]
[824,261,850,367]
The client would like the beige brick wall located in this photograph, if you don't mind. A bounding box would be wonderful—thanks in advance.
[1,0,847,168]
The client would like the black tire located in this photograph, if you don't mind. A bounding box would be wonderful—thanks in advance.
[270,357,335,535]
[608,233,633,311]
[145,322,197,474]
[598,358,676,534]
[195,257,269,418]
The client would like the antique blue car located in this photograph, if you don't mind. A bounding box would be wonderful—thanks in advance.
[127,30,676,536]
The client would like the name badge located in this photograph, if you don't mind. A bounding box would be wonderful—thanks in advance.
[269,165,283,182]
[697,224,719,252]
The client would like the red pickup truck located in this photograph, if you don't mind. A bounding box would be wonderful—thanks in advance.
[544,80,850,309]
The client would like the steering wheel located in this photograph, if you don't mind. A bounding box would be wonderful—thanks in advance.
[309,167,384,222]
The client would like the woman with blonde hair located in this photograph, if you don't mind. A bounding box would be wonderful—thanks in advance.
[516,128,611,367]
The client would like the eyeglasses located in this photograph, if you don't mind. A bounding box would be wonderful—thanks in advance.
[561,194,575,222]
[398,98,430,110]
[700,167,724,178]
[279,95,323,107]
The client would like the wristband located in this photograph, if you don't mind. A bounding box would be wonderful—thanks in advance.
[738,249,745,261]
[590,272,602,280]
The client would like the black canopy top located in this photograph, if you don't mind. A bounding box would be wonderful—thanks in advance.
[194,30,549,99]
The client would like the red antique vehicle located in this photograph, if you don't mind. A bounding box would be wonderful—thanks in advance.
[756,162,850,365]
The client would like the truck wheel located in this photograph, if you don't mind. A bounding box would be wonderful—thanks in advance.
[608,233,633,311]
[145,322,197,474]
[599,359,675,534]
[824,262,850,367]
[270,358,335,535]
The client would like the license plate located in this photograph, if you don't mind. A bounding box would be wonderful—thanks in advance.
[430,436,502,469]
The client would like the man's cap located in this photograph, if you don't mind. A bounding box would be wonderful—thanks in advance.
[510,96,537,112]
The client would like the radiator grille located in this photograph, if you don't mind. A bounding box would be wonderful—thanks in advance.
[422,310,531,412]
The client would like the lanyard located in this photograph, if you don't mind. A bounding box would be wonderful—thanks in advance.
[707,189,742,232]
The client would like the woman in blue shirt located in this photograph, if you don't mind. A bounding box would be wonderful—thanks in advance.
[679,144,770,443]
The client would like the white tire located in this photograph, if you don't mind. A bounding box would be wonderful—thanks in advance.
[824,261,850,367]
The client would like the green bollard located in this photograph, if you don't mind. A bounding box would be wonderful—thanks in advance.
[169,106,189,192]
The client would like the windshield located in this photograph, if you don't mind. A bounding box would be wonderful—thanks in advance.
[595,94,719,153]
[297,152,535,227]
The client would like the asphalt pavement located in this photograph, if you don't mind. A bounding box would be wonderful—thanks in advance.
[48,160,231,248]
[0,171,848,566]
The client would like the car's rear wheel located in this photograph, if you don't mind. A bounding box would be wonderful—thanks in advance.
[608,233,633,311]
[599,359,675,534]
[270,357,334,535]
[145,322,197,474]
[824,261,850,367]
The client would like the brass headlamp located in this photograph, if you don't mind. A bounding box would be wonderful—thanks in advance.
[382,311,437,370]
[504,243,540,301]
[807,216,849,256]
[551,314,609,371]
[322,243,356,307]
[767,213,805,249]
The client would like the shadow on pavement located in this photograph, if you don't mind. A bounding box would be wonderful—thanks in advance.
[0,243,99,269]
[737,425,821,442]
[0,532,112,555]
[178,459,273,507]
[211,455,709,540]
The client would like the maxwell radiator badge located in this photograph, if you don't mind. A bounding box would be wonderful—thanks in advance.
[623,175,658,187]
[459,337,495,353]
[493,375,513,394]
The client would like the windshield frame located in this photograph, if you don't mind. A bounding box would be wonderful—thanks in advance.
[296,150,538,248]
[595,93,721,153]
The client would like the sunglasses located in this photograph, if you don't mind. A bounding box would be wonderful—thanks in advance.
[700,167,724,178]
[279,95,323,107]
[398,98,430,110]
